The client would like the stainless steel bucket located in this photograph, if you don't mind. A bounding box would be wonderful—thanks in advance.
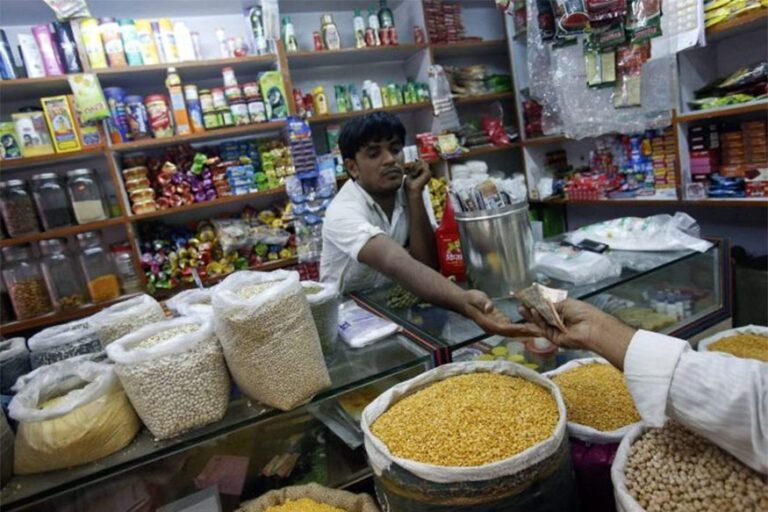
[455,201,535,298]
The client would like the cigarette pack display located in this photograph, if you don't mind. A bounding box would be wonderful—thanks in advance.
[41,95,82,153]
[12,111,54,157]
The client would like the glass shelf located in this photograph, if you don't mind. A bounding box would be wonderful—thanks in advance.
[353,243,726,358]
[1,335,430,510]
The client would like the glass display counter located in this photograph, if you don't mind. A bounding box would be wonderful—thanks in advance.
[353,241,729,364]
[1,335,430,511]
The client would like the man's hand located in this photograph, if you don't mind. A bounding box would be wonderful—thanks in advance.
[461,290,541,338]
[519,298,636,369]
[404,160,431,198]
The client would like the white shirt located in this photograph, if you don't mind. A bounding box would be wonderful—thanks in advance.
[321,180,410,294]
[624,330,768,474]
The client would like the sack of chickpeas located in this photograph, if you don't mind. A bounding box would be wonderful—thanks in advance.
[697,324,768,362]
[301,281,340,359]
[361,361,578,512]
[212,270,331,411]
[236,483,380,512]
[166,287,215,317]
[106,315,230,440]
[544,357,641,444]
[27,319,103,369]
[90,294,166,348]
[8,360,140,474]
[611,422,768,512]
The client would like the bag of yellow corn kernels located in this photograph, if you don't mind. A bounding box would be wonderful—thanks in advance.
[361,361,577,512]
[697,325,768,360]
[544,357,641,444]
[236,482,380,511]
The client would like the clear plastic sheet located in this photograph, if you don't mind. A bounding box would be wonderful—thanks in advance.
[526,0,676,139]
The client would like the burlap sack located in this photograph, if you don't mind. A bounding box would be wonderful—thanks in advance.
[236,483,380,512]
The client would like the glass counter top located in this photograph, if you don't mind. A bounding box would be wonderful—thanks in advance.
[353,245,717,352]
[1,334,430,510]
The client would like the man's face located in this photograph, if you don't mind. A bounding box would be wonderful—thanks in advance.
[345,137,405,196]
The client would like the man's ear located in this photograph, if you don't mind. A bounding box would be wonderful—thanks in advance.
[344,158,359,180]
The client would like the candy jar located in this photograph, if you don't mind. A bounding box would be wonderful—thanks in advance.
[39,238,88,311]
[76,231,121,303]
[1,245,53,320]
[0,179,40,237]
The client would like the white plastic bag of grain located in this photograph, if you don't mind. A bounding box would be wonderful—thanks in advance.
[301,280,340,358]
[236,483,380,512]
[12,352,106,393]
[27,319,102,368]
[697,324,768,354]
[90,294,165,348]
[544,357,641,444]
[0,337,30,394]
[212,270,331,411]
[361,361,577,511]
[8,360,140,474]
[106,315,230,440]
[166,287,215,317]
[611,424,645,512]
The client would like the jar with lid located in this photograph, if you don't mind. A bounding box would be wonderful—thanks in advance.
[39,238,88,311]
[110,243,142,293]
[66,169,108,224]
[0,279,14,323]
[1,245,53,320]
[0,180,40,237]
[31,173,74,230]
[76,231,121,303]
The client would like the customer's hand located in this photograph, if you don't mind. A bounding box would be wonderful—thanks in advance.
[518,298,637,369]
[462,290,541,338]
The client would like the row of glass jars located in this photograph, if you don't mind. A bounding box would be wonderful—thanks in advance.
[0,169,109,238]
[0,231,142,322]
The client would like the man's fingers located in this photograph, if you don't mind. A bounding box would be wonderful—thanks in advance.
[518,306,534,322]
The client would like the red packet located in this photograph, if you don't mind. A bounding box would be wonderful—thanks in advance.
[194,455,250,496]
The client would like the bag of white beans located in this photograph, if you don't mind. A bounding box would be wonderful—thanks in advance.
[166,287,215,317]
[90,294,166,348]
[301,280,340,359]
[106,315,230,440]
[544,357,641,444]
[212,270,331,411]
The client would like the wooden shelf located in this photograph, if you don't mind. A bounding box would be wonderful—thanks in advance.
[110,121,287,152]
[0,217,126,248]
[453,91,516,105]
[287,44,427,69]
[306,102,431,124]
[424,142,521,164]
[0,292,142,336]
[430,39,508,59]
[675,100,768,123]
[0,74,72,103]
[682,198,768,207]
[128,186,290,222]
[523,134,568,146]
[0,147,106,170]
[706,8,768,43]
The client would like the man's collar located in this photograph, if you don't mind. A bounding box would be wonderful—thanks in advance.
[352,180,406,212]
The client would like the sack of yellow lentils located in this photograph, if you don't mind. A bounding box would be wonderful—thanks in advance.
[8,360,140,474]
[697,325,768,362]
[236,483,380,512]
[361,361,577,512]
[545,357,641,444]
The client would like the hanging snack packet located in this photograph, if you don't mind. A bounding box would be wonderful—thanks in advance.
[626,0,663,41]
[537,0,557,41]
[586,0,627,24]
[614,42,649,108]
[514,283,568,332]
[551,0,590,46]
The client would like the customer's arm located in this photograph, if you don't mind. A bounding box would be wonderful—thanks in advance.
[521,299,768,474]
[404,160,438,270]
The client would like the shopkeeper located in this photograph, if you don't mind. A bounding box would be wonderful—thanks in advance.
[320,112,516,335]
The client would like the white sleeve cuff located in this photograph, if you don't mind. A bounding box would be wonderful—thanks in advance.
[624,330,690,427]
[349,225,385,261]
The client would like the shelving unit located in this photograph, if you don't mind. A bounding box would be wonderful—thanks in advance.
[453,91,516,105]
[0,217,126,248]
[705,8,768,42]
[675,100,768,123]
[0,147,106,170]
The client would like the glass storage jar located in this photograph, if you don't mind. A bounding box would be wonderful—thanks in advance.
[77,231,121,303]
[39,238,88,311]
[31,173,74,230]
[0,279,14,323]
[1,245,53,320]
[66,169,108,224]
[0,179,40,237]
[110,243,142,294]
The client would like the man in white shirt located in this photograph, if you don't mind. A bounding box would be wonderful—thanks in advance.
[321,112,519,335]
[513,299,767,474]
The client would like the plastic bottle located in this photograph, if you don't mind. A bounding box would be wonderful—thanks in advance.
[313,86,329,115]
[215,27,230,58]
[353,9,366,48]
[435,196,466,281]
[369,81,383,108]
[367,7,381,46]
[378,0,395,28]
[321,14,341,50]
[157,18,179,63]
[166,67,191,135]
[335,86,348,113]
[349,84,363,111]
[282,16,299,52]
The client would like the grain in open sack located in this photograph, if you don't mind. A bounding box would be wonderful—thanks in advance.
[301,281,340,357]
[90,294,165,348]
[236,482,380,512]
[27,319,102,368]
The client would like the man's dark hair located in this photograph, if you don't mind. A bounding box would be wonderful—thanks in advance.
[338,111,406,161]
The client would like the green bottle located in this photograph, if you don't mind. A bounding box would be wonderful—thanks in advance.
[378,0,395,28]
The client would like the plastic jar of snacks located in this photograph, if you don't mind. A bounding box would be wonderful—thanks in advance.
[76,231,121,303]
[110,243,142,294]
[31,173,73,230]
[66,169,107,224]
[0,180,40,237]
[1,245,53,320]
[39,238,88,311]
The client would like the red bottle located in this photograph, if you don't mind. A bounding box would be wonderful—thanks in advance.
[435,195,466,282]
